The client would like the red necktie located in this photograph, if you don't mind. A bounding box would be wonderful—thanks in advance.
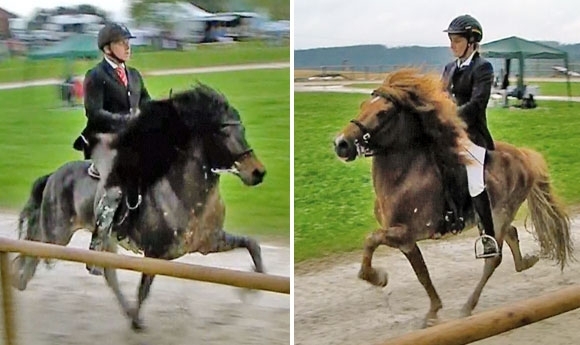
[116,66,127,87]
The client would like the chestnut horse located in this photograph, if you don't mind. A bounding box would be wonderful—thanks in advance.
[334,69,573,326]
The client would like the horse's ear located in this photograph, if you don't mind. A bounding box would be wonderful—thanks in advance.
[409,92,435,113]
[169,88,173,99]
[414,100,436,113]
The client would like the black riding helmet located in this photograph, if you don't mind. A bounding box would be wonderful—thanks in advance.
[443,15,483,43]
[97,23,136,51]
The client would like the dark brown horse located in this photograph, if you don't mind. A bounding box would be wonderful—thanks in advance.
[333,69,573,326]
[13,84,266,330]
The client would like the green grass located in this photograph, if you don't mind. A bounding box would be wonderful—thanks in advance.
[533,81,580,97]
[349,81,580,97]
[294,92,580,262]
[0,69,290,240]
[0,42,289,83]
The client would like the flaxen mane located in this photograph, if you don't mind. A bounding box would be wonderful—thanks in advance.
[374,68,470,167]
[106,84,231,190]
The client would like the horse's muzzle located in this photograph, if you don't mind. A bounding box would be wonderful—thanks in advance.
[236,154,266,186]
[334,134,357,161]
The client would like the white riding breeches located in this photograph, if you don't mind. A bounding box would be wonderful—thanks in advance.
[462,140,486,197]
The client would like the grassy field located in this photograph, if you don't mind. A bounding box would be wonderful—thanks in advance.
[0,42,289,83]
[294,92,580,262]
[0,68,290,240]
[348,81,580,97]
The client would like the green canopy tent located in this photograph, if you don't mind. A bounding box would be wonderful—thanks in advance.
[27,33,99,60]
[26,34,99,106]
[481,36,571,99]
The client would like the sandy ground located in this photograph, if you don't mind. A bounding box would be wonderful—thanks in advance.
[0,213,290,345]
[295,216,580,345]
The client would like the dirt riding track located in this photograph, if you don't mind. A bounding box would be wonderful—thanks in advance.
[0,213,290,345]
[295,216,580,345]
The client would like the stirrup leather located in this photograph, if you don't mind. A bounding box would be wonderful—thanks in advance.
[88,163,100,179]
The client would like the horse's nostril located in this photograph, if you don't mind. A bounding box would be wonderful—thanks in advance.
[337,140,349,150]
[335,138,352,158]
[253,169,266,181]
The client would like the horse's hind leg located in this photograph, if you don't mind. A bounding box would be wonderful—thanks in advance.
[11,256,39,291]
[504,225,539,272]
[204,229,264,273]
[461,247,503,317]
[12,182,76,290]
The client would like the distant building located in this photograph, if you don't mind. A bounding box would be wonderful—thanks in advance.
[0,7,18,39]
[42,14,105,40]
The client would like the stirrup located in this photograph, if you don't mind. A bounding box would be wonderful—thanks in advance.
[474,234,500,259]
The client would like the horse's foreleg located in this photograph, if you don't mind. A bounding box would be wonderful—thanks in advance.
[358,226,413,288]
[204,229,264,273]
[127,273,155,331]
[102,242,133,326]
[505,225,539,272]
[402,244,443,327]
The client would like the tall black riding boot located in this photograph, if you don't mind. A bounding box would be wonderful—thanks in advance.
[472,189,500,257]
[86,186,123,275]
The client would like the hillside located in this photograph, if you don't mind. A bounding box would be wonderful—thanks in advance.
[295,43,580,76]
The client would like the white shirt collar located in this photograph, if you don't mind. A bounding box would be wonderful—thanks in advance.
[457,50,477,68]
[104,55,125,70]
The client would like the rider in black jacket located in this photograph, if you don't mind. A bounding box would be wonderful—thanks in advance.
[76,23,151,274]
[441,15,499,258]
[73,23,150,159]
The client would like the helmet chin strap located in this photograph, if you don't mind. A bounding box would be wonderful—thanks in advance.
[459,41,474,61]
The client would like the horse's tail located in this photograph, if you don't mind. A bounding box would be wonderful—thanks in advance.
[18,174,50,241]
[523,148,573,270]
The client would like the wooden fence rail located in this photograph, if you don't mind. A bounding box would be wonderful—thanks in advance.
[0,237,289,294]
[0,237,290,345]
[378,284,580,345]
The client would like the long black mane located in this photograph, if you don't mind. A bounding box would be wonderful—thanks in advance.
[106,83,234,190]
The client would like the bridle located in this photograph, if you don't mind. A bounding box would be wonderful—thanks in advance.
[349,90,399,157]
[210,120,254,175]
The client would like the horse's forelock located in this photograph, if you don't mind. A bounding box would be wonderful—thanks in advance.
[375,69,468,166]
[170,84,231,128]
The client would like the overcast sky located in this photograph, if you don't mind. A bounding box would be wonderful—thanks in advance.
[294,0,580,49]
[0,0,129,21]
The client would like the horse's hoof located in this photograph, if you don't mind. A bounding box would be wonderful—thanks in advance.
[460,306,472,318]
[131,319,146,332]
[522,254,540,270]
[358,267,388,287]
[86,265,103,276]
[423,316,439,328]
[11,273,27,291]
[253,263,265,274]
[10,257,27,291]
